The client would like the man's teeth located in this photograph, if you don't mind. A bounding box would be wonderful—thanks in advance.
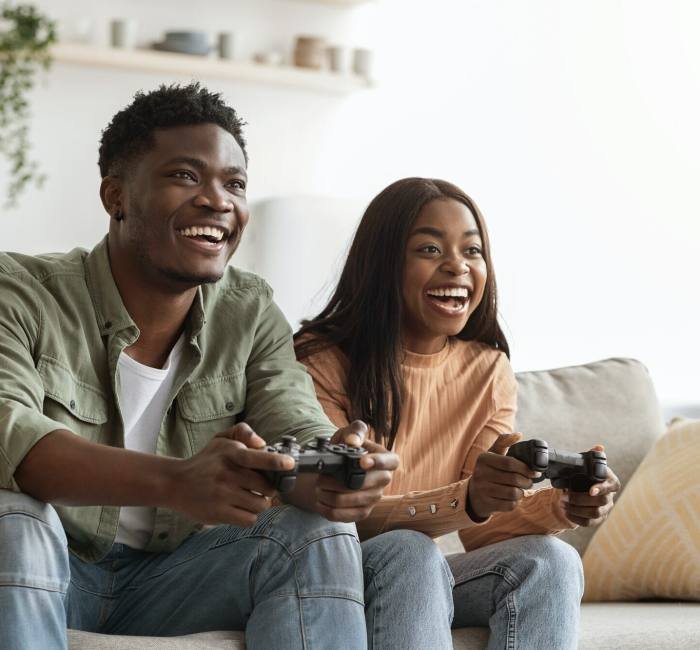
[427,288,470,298]
[177,226,225,241]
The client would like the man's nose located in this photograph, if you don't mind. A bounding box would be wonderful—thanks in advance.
[193,183,234,212]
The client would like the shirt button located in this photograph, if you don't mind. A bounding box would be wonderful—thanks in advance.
[450,499,459,509]
[69,400,76,410]
[225,401,235,412]
[104,321,112,329]
[429,504,438,514]
[407,505,416,517]
[158,531,168,540]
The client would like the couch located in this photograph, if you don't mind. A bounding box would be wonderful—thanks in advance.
[67,357,700,648]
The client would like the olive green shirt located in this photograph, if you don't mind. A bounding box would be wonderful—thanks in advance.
[0,236,335,561]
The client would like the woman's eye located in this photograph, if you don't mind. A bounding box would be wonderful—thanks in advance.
[419,245,440,254]
[466,246,482,256]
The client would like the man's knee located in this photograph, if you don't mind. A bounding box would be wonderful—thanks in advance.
[266,505,359,552]
[253,506,363,601]
[0,490,69,591]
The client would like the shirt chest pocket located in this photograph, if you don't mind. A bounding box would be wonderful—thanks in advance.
[37,356,109,438]
[177,373,247,453]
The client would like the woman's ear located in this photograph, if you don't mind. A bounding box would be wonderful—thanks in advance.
[100,176,124,222]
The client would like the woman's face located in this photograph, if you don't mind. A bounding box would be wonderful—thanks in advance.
[401,198,487,354]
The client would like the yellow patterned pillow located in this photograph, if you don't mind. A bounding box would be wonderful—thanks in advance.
[583,418,700,601]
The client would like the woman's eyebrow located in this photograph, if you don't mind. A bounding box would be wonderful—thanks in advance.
[409,226,481,238]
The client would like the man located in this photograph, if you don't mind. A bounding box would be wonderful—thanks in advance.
[0,84,454,649]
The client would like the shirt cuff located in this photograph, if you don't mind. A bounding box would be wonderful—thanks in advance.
[356,477,491,540]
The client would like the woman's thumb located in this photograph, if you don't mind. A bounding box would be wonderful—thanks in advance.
[488,432,523,455]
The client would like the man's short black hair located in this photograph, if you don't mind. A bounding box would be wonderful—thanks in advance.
[98,82,248,178]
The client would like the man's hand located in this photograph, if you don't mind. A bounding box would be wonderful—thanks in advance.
[314,420,400,523]
[466,433,541,521]
[557,445,621,527]
[167,423,293,527]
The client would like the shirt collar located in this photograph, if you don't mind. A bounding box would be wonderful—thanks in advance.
[84,235,206,340]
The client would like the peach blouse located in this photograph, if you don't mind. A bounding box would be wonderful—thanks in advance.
[301,338,574,550]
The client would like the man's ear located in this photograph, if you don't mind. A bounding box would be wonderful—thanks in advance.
[100,175,125,222]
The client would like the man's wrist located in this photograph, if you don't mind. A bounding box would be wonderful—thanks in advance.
[154,456,183,509]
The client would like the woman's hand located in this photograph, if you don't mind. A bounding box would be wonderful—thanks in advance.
[557,447,621,526]
[466,433,541,520]
[314,420,400,522]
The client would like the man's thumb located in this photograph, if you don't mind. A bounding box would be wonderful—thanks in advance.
[488,432,522,455]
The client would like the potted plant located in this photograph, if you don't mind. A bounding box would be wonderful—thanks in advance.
[0,2,55,207]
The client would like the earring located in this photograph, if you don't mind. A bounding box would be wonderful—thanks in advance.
[114,209,123,221]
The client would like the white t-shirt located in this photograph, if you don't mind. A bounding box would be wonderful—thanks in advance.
[114,335,185,548]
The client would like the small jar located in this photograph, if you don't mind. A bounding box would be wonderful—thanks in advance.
[293,36,326,70]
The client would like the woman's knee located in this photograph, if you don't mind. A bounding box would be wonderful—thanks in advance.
[517,535,583,595]
[364,529,454,587]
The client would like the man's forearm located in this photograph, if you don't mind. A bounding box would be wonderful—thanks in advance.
[14,429,179,507]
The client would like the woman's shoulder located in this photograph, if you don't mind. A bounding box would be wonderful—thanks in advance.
[296,335,349,374]
[450,338,516,392]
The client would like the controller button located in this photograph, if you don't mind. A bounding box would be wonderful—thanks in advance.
[316,460,325,470]
[278,476,296,493]
[282,435,296,445]
[449,498,459,509]
[407,505,417,517]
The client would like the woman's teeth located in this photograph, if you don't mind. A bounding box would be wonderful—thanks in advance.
[426,288,469,312]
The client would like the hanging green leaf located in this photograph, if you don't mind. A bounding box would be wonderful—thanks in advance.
[0,2,56,208]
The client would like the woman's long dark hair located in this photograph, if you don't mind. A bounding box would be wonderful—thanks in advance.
[295,177,509,449]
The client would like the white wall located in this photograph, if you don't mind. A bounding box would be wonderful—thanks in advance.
[1,0,698,405]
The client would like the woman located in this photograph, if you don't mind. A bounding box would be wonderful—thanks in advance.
[295,177,620,648]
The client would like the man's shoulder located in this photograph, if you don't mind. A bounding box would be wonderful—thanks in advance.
[216,265,272,298]
[0,247,89,283]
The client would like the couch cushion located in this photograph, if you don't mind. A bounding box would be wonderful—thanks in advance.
[582,418,700,601]
[68,602,700,649]
[514,357,665,555]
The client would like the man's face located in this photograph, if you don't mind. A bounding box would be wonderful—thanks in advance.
[110,123,249,288]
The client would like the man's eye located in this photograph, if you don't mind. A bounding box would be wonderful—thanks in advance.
[172,171,196,181]
[227,179,246,190]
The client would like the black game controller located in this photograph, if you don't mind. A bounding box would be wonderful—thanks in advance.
[262,435,368,493]
[506,439,608,492]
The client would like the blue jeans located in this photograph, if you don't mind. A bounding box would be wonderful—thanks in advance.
[0,491,454,650]
[448,535,584,649]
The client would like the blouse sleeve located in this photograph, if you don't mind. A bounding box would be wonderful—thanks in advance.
[458,356,576,552]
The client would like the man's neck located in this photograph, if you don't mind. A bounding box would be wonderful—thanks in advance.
[109,257,198,369]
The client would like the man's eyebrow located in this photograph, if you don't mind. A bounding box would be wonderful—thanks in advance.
[164,157,247,178]
[409,226,481,238]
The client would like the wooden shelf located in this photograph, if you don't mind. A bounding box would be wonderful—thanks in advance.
[51,42,372,95]
[293,1,374,5]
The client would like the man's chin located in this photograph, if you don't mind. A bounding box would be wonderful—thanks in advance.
[161,267,224,287]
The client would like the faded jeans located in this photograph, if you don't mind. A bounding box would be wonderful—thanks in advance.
[448,535,584,649]
[0,491,454,650]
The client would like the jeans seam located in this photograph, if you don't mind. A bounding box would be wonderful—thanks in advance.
[364,567,380,650]
[0,581,66,594]
[506,591,516,650]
